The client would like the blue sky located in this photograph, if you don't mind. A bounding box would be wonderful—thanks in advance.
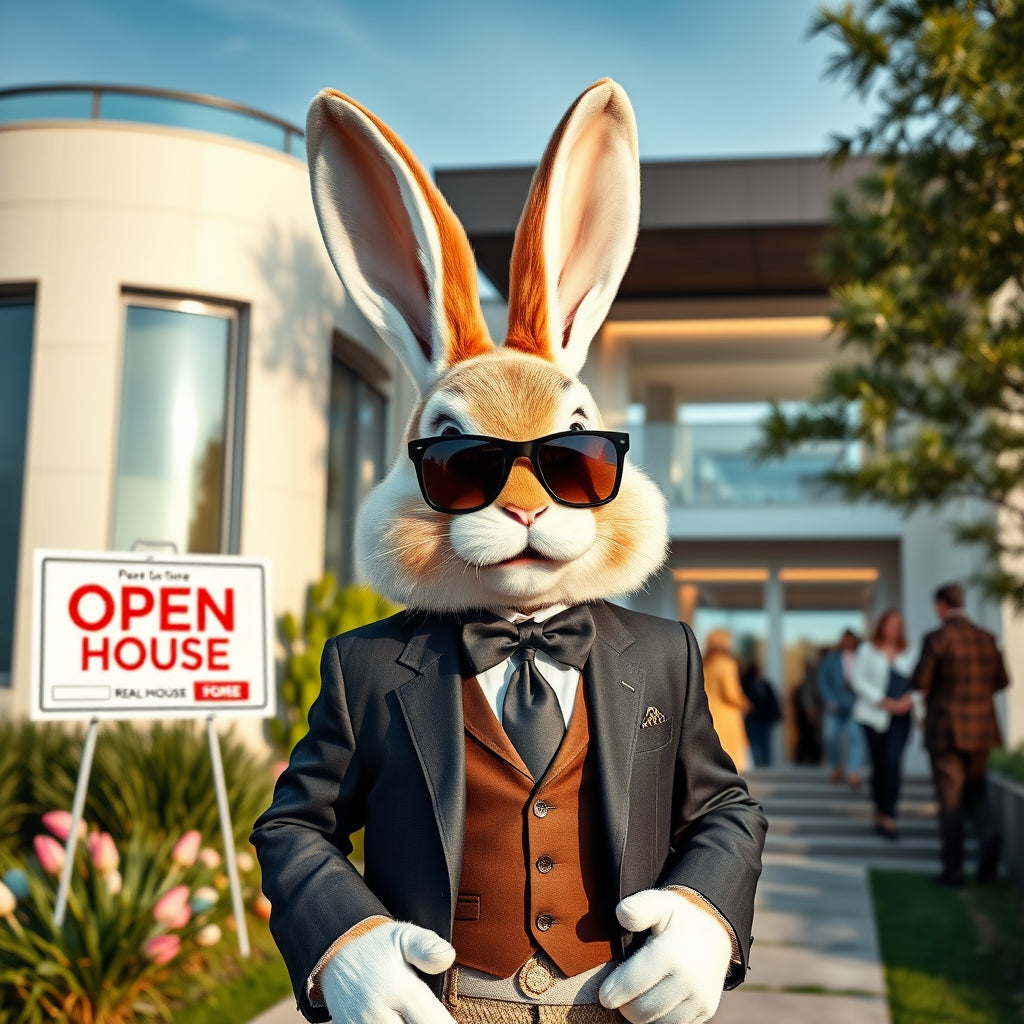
[0,0,874,172]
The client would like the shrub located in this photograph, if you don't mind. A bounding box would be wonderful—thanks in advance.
[0,720,275,855]
[0,819,263,1023]
[990,743,1024,786]
[272,574,399,752]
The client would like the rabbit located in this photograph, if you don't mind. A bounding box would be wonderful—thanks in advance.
[304,80,669,614]
[253,79,766,1024]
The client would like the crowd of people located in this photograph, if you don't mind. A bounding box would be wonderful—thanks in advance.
[702,581,1010,887]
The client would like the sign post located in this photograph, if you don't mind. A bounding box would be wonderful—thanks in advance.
[32,550,275,954]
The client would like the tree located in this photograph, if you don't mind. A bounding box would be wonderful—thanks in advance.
[759,0,1024,605]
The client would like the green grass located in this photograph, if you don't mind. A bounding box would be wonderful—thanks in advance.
[172,917,292,1024]
[871,870,1024,1024]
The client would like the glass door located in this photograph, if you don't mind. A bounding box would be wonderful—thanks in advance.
[780,572,874,764]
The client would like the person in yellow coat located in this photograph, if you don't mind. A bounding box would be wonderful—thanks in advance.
[703,628,751,772]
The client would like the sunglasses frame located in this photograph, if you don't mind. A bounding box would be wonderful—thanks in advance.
[407,429,630,515]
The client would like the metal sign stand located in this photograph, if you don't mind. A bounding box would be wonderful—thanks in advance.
[50,542,251,957]
[53,717,100,926]
[52,711,252,958]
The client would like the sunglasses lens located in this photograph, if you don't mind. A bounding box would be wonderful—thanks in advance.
[538,434,621,505]
[421,439,507,511]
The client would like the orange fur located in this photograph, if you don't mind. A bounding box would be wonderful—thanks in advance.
[505,80,613,364]
[326,91,493,368]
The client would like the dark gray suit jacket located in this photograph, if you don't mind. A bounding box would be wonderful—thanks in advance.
[251,602,767,1022]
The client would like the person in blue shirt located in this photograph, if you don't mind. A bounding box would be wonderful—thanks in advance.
[816,629,866,786]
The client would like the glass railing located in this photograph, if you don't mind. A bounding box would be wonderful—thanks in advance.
[631,422,858,507]
[0,84,303,155]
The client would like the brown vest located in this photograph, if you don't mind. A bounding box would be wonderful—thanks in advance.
[453,675,617,978]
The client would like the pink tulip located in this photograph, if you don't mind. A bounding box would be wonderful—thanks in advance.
[253,892,272,920]
[272,760,288,782]
[41,811,85,842]
[33,834,66,875]
[152,885,190,927]
[236,850,255,874]
[198,847,221,869]
[0,880,15,917]
[87,832,119,874]
[106,870,123,896]
[144,934,180,965]
[196,923,222,947]
[171,830,201,868]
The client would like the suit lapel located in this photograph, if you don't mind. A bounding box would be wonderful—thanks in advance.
[394,616,466,917]
[585,602,644,895]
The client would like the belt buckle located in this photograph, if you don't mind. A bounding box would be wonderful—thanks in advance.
[518,954,557,998]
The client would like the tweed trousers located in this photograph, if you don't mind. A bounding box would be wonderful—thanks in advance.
[443,965,626,1024]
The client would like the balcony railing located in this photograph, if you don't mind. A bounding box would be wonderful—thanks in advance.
[631,422,858,507]
[0,84,304,156]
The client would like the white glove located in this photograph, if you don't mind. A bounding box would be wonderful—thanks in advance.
[319,919,458,1024]
[598,889,732,1024]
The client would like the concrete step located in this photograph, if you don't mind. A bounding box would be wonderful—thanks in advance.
[749,780,935,802]
[766,814,937,837]
[764,832,943,860]
[757,796,938,819]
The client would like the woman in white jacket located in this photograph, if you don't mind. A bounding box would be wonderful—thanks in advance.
[851,609,918,839]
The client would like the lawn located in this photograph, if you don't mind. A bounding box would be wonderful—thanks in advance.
[871,870,1024,1024]
[172,916,292,1024]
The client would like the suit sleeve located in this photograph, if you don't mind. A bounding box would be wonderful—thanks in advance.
[251,637,390,1023]
[659,622,768,989]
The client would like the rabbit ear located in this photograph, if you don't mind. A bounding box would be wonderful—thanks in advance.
[306,90,493,391]
[505,79,640,378]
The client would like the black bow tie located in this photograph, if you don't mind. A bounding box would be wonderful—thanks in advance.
[461,606,595,780]
[461,606,596,676]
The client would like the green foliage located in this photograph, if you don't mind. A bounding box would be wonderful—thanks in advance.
[759,0,1024,606]
[168,917,290,1024]
[270,573,399,752]
[0,720,275,856]
[990,741,1024,784]
[0,826,261,1023]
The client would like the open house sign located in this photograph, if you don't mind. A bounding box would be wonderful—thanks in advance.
[31,551,274,721]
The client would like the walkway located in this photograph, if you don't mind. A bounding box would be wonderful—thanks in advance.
[249,766,937,1024]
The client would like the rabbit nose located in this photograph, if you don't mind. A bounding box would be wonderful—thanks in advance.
[503,504,548,527]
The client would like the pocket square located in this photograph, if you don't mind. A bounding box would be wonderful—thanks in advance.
[641,706,667,728]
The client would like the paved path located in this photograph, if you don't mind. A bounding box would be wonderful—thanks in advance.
[247,850,894,1024]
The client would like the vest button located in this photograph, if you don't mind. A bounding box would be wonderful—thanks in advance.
[536,856,554,873]
[536,913,555,931]
[532,800,549,818]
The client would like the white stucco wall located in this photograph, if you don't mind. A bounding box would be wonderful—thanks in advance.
[0,119,411,738]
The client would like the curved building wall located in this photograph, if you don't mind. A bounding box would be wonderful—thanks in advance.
[0,118,415,733]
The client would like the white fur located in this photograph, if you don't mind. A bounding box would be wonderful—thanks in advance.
[534,80,640,376]
[307,91,452,392]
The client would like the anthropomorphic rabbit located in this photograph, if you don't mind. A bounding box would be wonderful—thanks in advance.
[252,79,767,1024]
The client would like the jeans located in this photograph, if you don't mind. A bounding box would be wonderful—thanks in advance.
[861,715,911,818]
[822,709,864,775]
[745,718,774,767]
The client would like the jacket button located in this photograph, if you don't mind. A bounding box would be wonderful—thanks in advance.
[536,913,555,931]
[533,800,549,818]
[536,856,554,874]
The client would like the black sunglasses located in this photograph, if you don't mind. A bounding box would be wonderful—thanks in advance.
[407,430,630,515]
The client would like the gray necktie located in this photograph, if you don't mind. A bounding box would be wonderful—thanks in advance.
[461,607,595,779]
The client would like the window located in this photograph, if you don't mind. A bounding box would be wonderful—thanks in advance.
[325,340,388,584]
[112,297,246,554]
[633,402,858,507]
[0,293,35,682]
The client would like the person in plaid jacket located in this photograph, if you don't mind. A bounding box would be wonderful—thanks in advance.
[912,582,1010,886]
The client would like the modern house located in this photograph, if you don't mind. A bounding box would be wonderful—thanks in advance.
[1,84,1018,761]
